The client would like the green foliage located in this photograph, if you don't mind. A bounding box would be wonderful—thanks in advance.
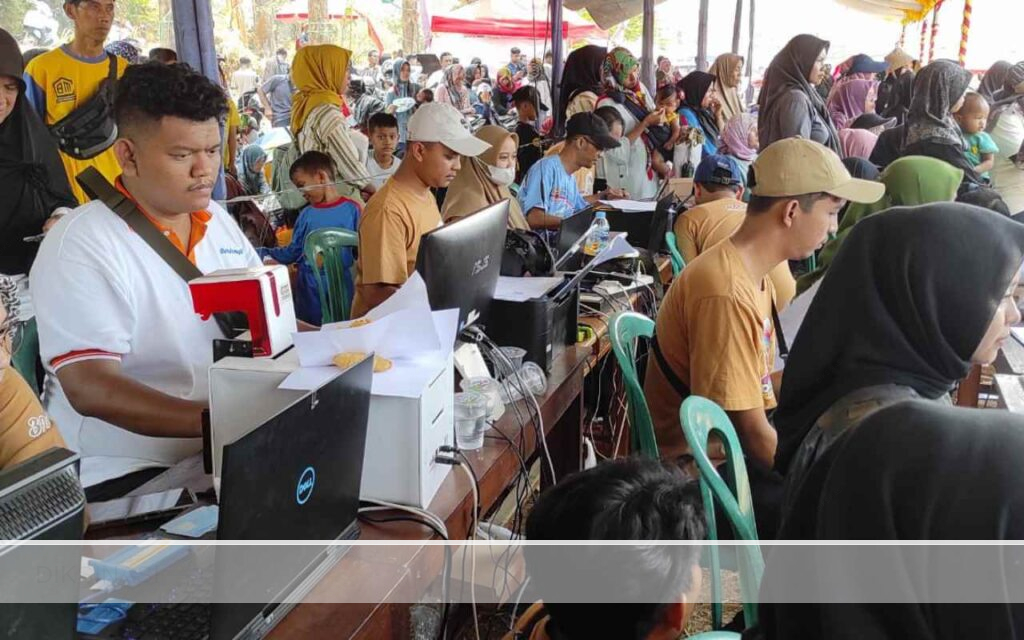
[0,0,32,40]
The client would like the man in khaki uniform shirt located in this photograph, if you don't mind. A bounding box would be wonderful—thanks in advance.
[352,103,490,317]
[0,277,65,470]
[675,154,798,310]
[647,140,883,470]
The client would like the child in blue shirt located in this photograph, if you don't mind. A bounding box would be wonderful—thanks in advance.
[955,92,999,182]
[259,151,361,325]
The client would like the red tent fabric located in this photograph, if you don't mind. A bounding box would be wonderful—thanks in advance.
[430,0,604,39]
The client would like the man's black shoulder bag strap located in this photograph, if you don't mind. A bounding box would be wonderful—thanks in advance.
[77,167,244,339]
[650,334,691,400]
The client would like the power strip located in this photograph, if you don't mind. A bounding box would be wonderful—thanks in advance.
[580,275,654,312]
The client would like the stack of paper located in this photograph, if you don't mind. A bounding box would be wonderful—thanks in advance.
[279,273,459,397]
[599,199,658,212]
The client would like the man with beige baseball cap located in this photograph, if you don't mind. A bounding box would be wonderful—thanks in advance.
[352,102,491,317]
[644,137,883,537]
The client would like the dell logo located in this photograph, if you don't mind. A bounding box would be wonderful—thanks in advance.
[471,255,490,277]
[296,466,316,505]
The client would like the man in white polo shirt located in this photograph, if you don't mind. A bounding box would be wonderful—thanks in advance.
[31,61,262,501]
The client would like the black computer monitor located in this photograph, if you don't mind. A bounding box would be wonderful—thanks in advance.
[556,205,597,259]
[416,199,509,330]
[0,448,84,640]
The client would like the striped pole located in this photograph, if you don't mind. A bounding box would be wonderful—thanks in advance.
[919,16,928,63]
[928,1,942,63]
[959,0,972,66]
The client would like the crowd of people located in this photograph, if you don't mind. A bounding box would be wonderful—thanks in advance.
[7,1,1024,636]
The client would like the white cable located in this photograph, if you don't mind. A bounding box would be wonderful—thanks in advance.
[508,575,531,632]
[456,461,481,640]
[493,343,556,484]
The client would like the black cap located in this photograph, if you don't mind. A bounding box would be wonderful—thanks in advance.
[511,47,521,54]
[850,112,896,130]
[512,85,549,112]
[566,112,621,151]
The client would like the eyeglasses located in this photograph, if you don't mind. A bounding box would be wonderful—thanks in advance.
[0,323,22,359]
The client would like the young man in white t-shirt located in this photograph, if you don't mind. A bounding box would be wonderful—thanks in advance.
[31,61,263,501]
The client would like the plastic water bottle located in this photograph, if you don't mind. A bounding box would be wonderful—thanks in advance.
[583,211,610,257]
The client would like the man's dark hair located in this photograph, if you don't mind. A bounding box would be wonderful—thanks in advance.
[368,112,399,133]
[747,192,833,215]
[115,62,227,133]
[957,186,1011,216]
[525,457,706,640]
[147,47,177,64]
[698,181,741,195]
[441,51,451,59]
[657,55,668,64]
[511,47,521,55]
[290,150,336,180]
[594,105,625,131]
[239,56,251,65]
[276,47,287,56]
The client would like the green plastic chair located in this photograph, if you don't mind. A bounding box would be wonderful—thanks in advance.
[679,396,765,631]
[689,633,741,640]
[303,227,358,324]
[665,231,686,276]
[608,311,660,459]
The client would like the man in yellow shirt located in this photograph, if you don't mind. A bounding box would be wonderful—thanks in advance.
[644,140,882,536]
[23,0,127,204]
[675,154,798,310]
[351,102,489,317]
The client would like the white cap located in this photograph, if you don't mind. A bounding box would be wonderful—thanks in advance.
[407,102,491,157]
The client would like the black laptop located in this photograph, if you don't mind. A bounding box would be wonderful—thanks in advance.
[85,356,374,640]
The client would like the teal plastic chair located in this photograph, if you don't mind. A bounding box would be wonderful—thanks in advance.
[608,312,660,459]
[679,396,765,630]
[664,231,686,276]
[303,227,358,324]
[689,633,741,640]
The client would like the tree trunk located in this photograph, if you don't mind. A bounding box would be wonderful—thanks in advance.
[402,0,420,53]
[732,0,742,54]
[308,0,332,44]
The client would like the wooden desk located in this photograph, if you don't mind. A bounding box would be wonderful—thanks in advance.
[266,343,591,639]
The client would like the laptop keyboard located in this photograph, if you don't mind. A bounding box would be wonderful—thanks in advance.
[114,565,213,640]
[118,603,211,640]
[0,465,84,539]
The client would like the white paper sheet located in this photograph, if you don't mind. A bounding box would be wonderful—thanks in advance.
[590,233,639,267]
[432,308,460,355]
[599,199,657,212]
[493,276,564,302]
[371,356,447,398]
[1013,326,1024,346]
[281,277,456,395]
[365,271,431,321]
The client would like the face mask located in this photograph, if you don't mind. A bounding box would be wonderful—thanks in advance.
[487,164,515,186]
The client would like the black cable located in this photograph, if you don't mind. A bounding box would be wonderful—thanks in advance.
[356,512,453,640]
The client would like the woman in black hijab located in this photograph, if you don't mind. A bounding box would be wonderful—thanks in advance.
[763,401,1024,639]
[676,71,720,156]
[773,203,1024,512]
[0,28,76,275]
[979,60,1013,103]
[757,34,841,153]
[557,45,606,127]
[901,59,981,188]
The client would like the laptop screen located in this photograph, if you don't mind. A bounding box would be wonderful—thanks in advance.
[212,357,373,639]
